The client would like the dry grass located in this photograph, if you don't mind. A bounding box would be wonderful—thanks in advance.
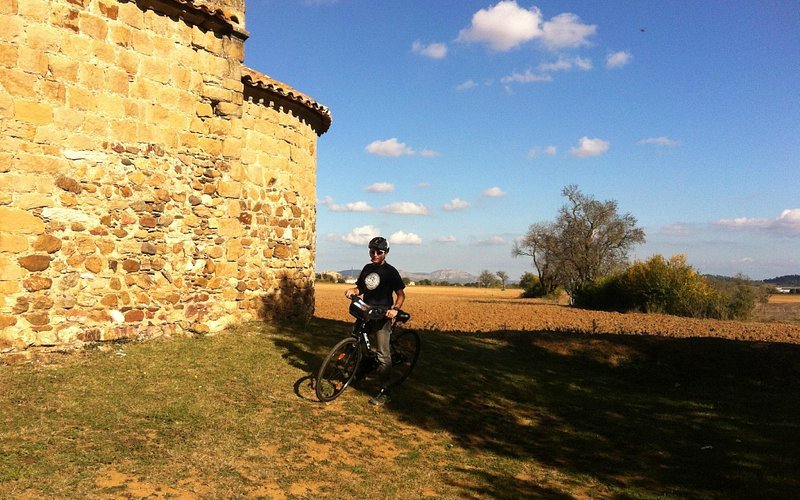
[1,286,799,498]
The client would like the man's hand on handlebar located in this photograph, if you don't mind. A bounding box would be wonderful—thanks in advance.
[344,287,360,299]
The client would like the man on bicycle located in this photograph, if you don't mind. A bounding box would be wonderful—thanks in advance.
[344,236,406,406]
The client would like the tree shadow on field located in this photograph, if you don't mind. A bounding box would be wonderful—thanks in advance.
[270,317,800,498]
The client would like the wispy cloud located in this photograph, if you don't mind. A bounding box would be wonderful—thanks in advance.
[539,56,592,72]
[502,56,592,84]
[443,198,470,211]
[501,69,553,84]
[365,182,394,193]
[638,136,678,147]
[381,202,430,215]
[472,235,507,246]
[437,235,457,243]
[606,50,632,69]
[389,231,423,245]
[569,136,610,157]
[528,145,557,159]
[482,187,507,197]
[419,149,440,157]
[412,40,448,59]
[714,209,800,237]
[456,79,478,91]
[659,223,694,237]
[456,1,595,52]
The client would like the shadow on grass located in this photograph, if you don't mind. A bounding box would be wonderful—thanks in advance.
[270,316,800,498]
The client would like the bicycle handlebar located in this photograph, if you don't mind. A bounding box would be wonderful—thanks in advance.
[348,295,411,323]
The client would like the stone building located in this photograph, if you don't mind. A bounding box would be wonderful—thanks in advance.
[0,0,331,354]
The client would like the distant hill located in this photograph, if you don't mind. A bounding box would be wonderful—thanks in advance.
[401,269,477,284]
[763,275,800,286]
[337,268,477,284]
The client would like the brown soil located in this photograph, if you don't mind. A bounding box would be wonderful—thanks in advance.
[315,283,800,344]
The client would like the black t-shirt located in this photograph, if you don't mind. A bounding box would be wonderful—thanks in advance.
[356,262,405,307]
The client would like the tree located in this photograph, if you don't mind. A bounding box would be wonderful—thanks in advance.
[512,221,560,295]
[496,271,509,290]
[478,270,500,288]
[514,185,645,300]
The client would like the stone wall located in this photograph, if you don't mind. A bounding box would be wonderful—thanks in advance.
[0,0,330,354]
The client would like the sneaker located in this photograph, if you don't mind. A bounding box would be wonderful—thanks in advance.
[369,388,390,406]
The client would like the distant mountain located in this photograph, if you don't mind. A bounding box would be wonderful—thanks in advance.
[401,269,477,284]
[336,268,477,284]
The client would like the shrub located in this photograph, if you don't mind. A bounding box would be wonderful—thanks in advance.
[519,272,545,298]
[574,255,763,320]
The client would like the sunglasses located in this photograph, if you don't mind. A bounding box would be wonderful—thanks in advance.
[369,249,386,255]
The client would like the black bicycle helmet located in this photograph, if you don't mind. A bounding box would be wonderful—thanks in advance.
[368,236,389,251]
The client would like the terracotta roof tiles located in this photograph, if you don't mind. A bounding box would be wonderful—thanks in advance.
[242,67,332,135]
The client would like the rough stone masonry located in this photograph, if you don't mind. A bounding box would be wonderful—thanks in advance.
[0,0,331,355]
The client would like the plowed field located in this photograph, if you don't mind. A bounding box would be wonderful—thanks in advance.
[315,283,800,344]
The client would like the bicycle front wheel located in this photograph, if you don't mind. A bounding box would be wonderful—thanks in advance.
[316,338,362,402]
[388,329,420,388]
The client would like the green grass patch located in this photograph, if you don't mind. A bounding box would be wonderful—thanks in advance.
[1,319,799,498]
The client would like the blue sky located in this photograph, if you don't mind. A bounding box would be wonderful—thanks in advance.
[244,1,799,280]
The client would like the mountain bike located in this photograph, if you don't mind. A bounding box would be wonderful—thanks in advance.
[315,296,420,403]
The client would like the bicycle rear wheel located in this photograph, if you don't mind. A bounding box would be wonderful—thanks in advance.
[388,329,420,388]
[316,338,362,402]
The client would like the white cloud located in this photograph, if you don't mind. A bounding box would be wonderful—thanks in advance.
[714,208,800,237]
[412,40,448,59]
[328,201,373,212]
[381,202,430,215]
[365,138,414,157]
[417,182,431,189]
[569,136,610,157]
[457,1,543,51]
[457,2,595,52]
[539,56,593,72]
[501,69,553,84]
[544,145,557,155]
[606,50,632,69]
[365,182,394,193]
[443,198,470,211]
[540,13,596,50]
[437,235,457,243]
[456,79,478,91]
[320,196,373,212]
[365,138,436,157]
[389,231,423,245]
[342,225,380,245]
[638,136,678,147]
[482,187,507,197]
